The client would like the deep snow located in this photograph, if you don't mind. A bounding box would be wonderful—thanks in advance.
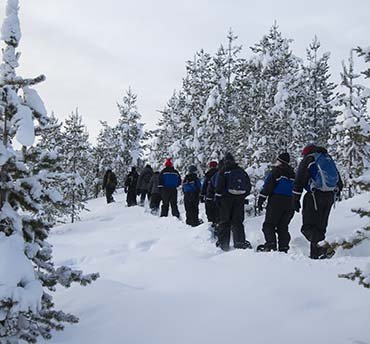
[42,191,370,344]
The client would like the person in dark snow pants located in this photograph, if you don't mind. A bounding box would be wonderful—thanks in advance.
[158,159,181,218]
[257,152,295,253]
[293,144,343,259]
[183,165,202,227]
[137,164,154,206]
[215,153,252,251]
[124,167,139,207]
[148,171,161,214]
[102,169,118,204]
[201,161,219,227]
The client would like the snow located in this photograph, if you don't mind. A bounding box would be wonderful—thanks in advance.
[23,87,48,117]
[0,0,21,44]
[15,104,35,146]
[0,233,43,321]
[39,191,370,344]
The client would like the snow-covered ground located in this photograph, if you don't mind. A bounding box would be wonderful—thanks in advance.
[43,191,370,344]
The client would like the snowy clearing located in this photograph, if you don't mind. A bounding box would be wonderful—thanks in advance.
[42,191,370,344]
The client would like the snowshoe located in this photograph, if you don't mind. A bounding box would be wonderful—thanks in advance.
[318,244,336,260]
[234,240,253,250]
[256,244,276,252]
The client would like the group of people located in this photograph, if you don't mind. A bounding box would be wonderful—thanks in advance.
[102,143,343,259]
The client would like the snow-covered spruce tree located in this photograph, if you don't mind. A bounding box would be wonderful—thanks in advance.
[246,23,301,176]
[179,50,214,172]
[201,30,241,164]
[35,112,67,223]
[330,52,370,198]
[114,87,144,182]
[297,36,339,149]
[60,109,90,223]
[337,47,370,289]
[0,1,98,342]
[150,91,183,169]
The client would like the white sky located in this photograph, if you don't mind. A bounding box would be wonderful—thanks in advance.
[1,0,369,142]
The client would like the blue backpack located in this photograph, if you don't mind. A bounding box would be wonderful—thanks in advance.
[309,153,339,192]
[182,179,200,194]
[225,169,248,195]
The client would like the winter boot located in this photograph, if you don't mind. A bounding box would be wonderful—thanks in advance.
[234,240,253,250]
[278,246,289,253]
[256,243,277,252]
[318,243,336,259]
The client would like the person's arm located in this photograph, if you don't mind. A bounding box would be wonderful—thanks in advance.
[260,170,278,198]
[200,176,208,196]
[293,157,311,198]
[215,171,225,197]
[102,173,107,189]
[244,170,252,196]
[176,171,182,187]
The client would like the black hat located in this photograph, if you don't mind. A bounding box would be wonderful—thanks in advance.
[224,153,235,163]
[188,165,197,173]
[277,152,290,164]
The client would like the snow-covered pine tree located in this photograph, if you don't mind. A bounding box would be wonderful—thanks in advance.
[60,109,90,223]
[150,91,183,169]
[180,50,213,172]
[245,23,301,180]
[337,46,370,289]
[297,37,339,150]
[201,29,242,164]
[0,1,98,342]
[35,112,67,222]
[330,51,370,197]
[114,87,144,182]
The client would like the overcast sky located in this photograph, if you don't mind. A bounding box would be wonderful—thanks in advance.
[1,0,369,142]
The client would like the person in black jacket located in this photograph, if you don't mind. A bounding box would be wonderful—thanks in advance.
[215,153,252,251]
[102,169,118,204]
[148,171,161,214]
[293,144,343,259]
[158,158,181,218]
[137,164,154,206]
[124,167,139,207]
[257,152,295,253]
[201,161,219,228]
[182,165,202,227]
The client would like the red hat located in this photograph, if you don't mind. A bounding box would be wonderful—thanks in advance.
[302,144,316,156]
[165,158,173,167]
[209,161,218,168]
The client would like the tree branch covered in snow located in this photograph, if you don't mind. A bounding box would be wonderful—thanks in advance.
[0,2,99,343]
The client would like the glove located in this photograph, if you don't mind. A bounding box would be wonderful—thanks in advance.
[257,196,265,212]
[293,194,301,213]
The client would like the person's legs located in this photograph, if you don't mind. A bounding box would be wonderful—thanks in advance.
[217,196,233,249]
[231,196,247,247]
[261,200,279,250]
[160,191,170,217]
[169,189,180,218]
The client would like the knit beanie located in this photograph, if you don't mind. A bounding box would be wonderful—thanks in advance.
[277,152,290,164]
[209,161,218,168]
[165,158,173,167]
[302,144,316,156]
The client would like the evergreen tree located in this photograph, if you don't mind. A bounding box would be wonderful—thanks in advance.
[202,30,242,164]
[337,46,370,289]
[61,109,90,223]
[36,112,67,222]
[297,37,339,149]
[115,87,144,182]
[0,1,98,342]
[330,52,370,197]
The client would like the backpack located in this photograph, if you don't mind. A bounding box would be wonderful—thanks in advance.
[143,173,151,184]
[225,168,248,195]
[183,182,197,193]
[309,153,339,192]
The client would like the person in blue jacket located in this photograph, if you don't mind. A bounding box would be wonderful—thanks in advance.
[183,165,202,227]
[257,152,295,253]
[158,158,181,218]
